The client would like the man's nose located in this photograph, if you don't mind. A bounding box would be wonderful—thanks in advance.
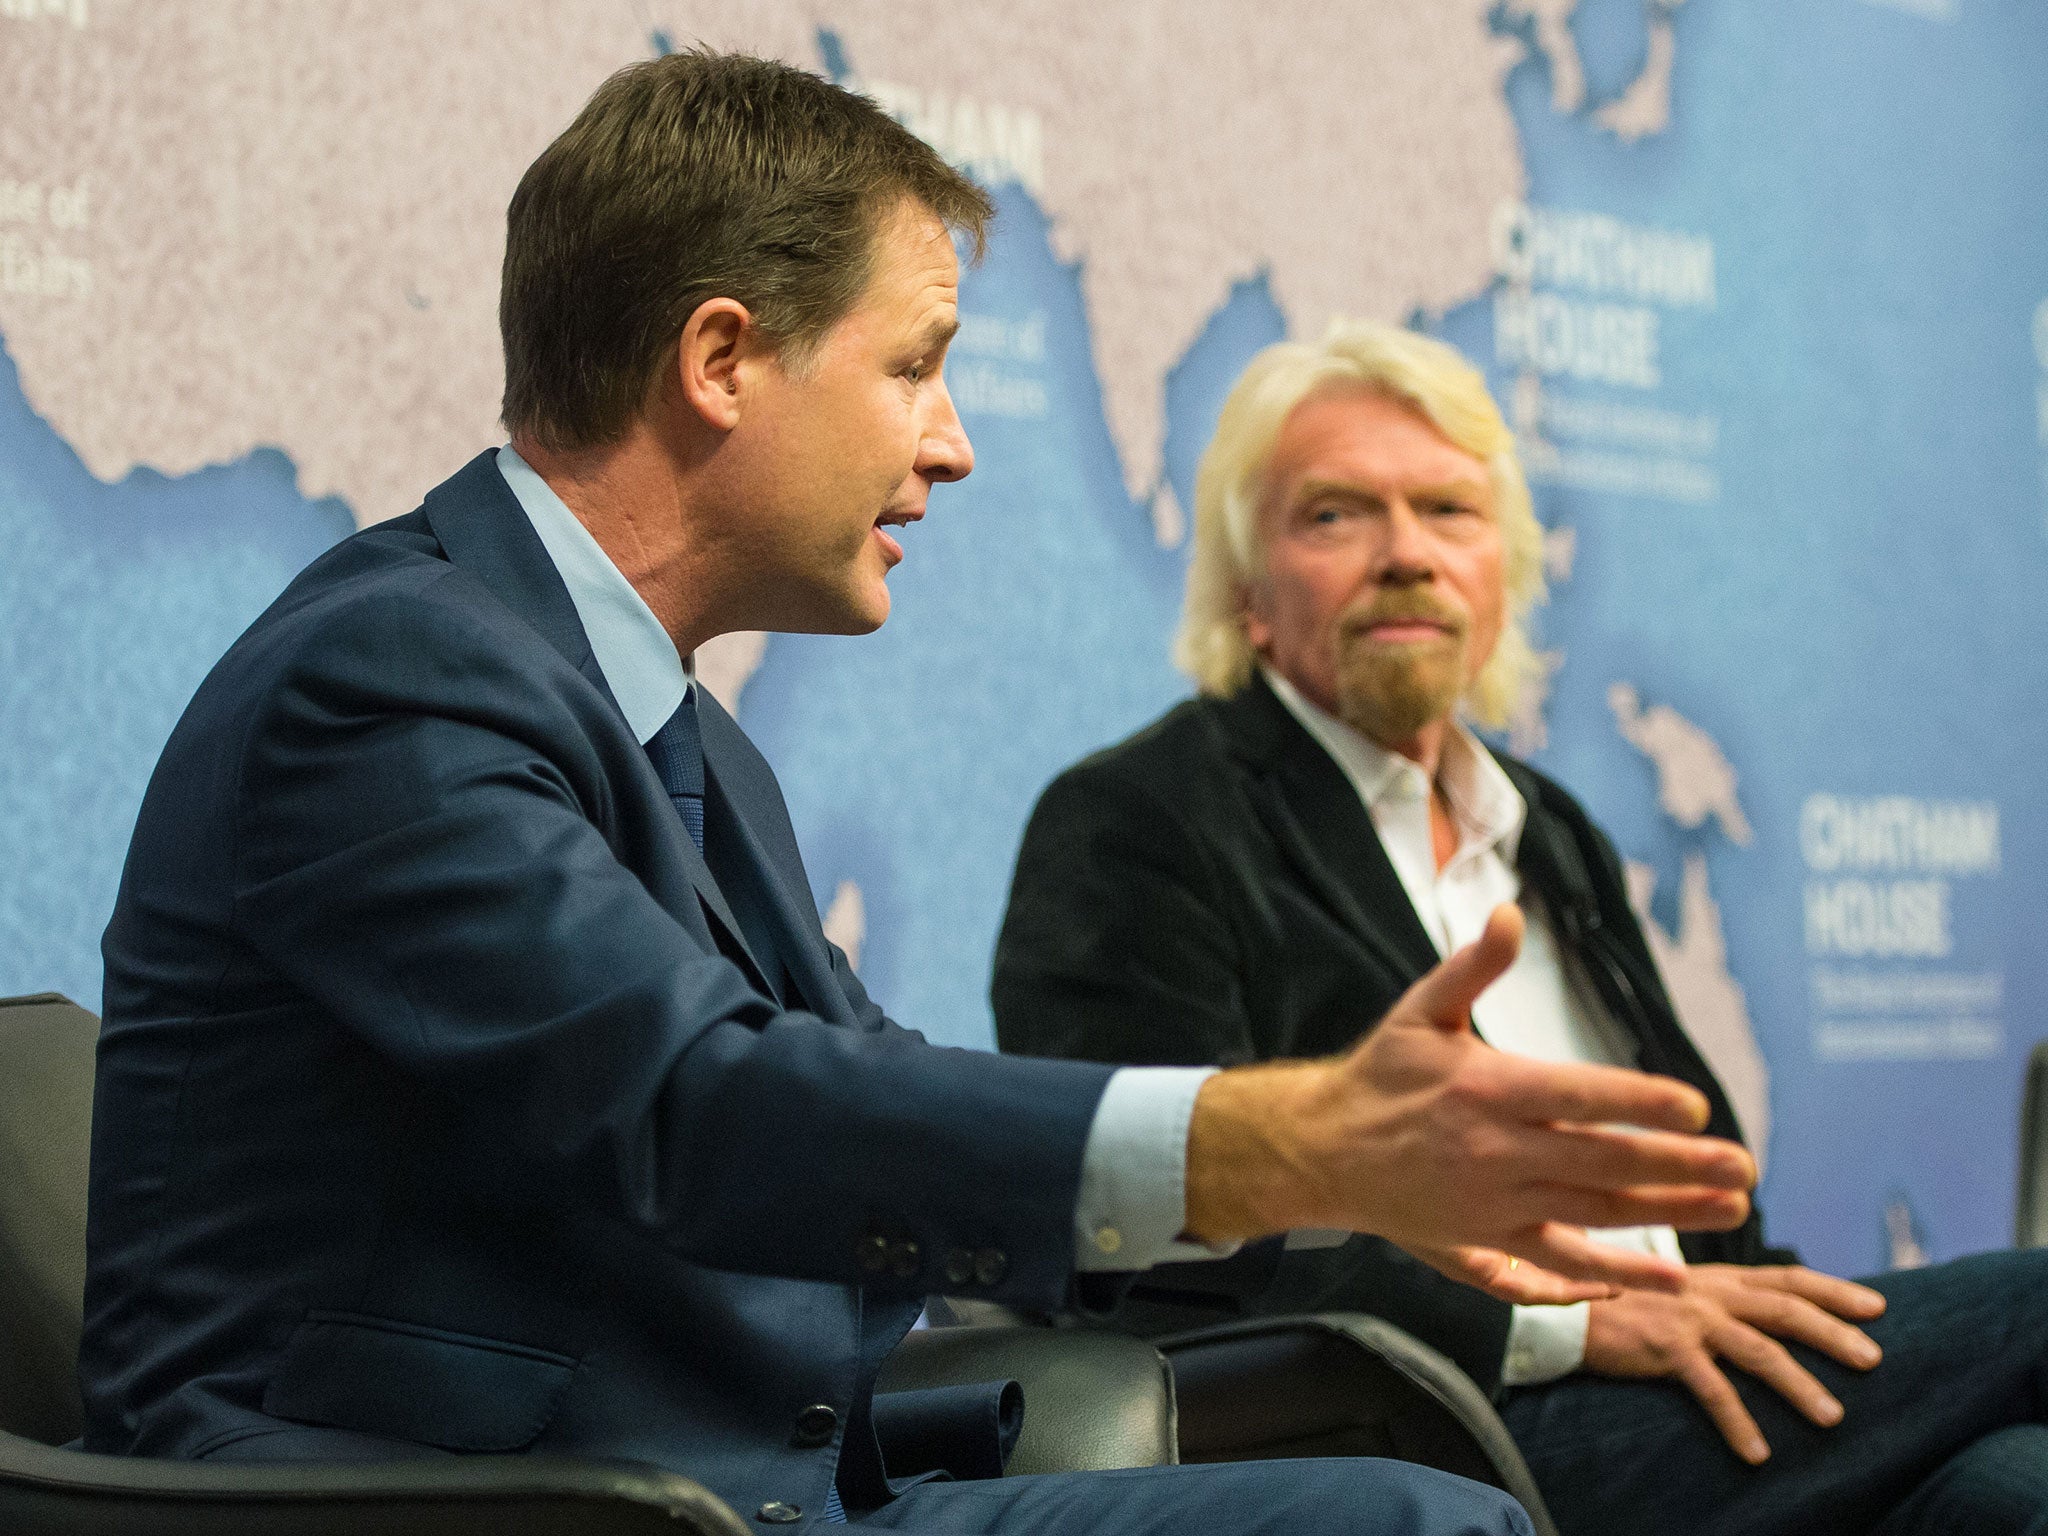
[1374,499,1435,581]
[919,382,974,483]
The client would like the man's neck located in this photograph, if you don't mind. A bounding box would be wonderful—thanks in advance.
[1327,696,1458,870]
[1372,718,1459,871]
[512,426,727,657]
[1372,716,1450,781]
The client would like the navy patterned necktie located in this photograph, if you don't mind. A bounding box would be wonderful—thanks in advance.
[644,690,706,853]
[645,689,834,1518]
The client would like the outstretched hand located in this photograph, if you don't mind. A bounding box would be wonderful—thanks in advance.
[1184,904,1756,1302]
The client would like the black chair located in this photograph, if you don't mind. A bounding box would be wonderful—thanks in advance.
[0,994,1176,1534]
[941,1283,1558,1533]
[1161,1314,1555,1536]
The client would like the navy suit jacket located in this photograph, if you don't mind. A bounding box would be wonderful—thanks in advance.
[87,450,1115,1516]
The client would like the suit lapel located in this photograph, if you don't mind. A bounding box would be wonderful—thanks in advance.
[675,815,779,1002]
[703,761,850,1024]
[694,693,854,1025]
[1216,676,1441,983]
[1497,754,1743,1134]
[417,451,774,987]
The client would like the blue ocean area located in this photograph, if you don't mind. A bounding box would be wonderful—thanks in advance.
[1455,0,2048,1271]
[0,339,351,1011]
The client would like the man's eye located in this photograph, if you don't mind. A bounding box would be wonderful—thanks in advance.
[904,361,928,383]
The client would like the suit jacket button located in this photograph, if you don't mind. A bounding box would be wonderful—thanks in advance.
[756,1501,803,1523]
[973,1247,1007,1287]
[792,1404,838,1447]
[943,1247,975,1287]
[888,1239,921,1279]
[858,1234,890,1273]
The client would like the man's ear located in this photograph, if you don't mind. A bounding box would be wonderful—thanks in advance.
[1239,583,1273,654]
[674,297,757,432]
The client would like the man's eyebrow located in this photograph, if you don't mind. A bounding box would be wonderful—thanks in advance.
[1291,478,1381,507]
[917,314,960,354]
[1411,478,1492,503]
[1291,476,1491,506]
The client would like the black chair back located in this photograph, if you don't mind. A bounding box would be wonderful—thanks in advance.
[0,998,758,1533]
[0,994,96,1446]
[2018,1041,2048,1248]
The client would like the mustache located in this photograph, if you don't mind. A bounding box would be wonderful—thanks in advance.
[1338,591,1467,641]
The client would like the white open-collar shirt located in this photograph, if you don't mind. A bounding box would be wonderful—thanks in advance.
[1266,667,1684,1384]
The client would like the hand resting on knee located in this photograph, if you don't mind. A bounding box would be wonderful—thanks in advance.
[1582,1262,1888,1463]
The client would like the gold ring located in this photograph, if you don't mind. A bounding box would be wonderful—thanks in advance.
[1509,1257,1520,1270]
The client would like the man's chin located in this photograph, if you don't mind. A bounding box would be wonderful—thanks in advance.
[1334,660,1464,746]
[745,582,891,637]
[825,584,892,636]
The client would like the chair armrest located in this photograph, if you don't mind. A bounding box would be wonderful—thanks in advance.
[1157,1312,1557,1536]
[878,1324,1177,1475]
[0,1431,750,1536]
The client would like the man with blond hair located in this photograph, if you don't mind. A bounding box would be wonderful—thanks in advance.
[995,320,2048,1535]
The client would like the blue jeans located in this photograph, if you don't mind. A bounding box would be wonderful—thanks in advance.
[1501,1249,2048,1536]
[855,1456,1532,1534]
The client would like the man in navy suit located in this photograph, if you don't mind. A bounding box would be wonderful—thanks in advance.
[87,50,1754,1533]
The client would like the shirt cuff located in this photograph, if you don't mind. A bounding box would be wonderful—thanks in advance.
[1502,1302,1590,1385]
[1072,1066,1239,1272]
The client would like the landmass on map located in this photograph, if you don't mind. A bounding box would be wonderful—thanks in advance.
[1610,680,1754,844]
[1626,853,1771,1160]
[1596,1,1687,143]
[1502,0,1587,113]
[1503,0,1690,143]
[694,630,770,716]
[822,880,866,969]
[0,0,1690,762]
[0,0,1530,542]
[1610,682,1770,1160]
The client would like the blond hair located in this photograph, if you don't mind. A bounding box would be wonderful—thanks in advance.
[1175,319,1546,731]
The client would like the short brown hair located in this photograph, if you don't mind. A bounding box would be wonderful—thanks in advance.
[501,49,993,451]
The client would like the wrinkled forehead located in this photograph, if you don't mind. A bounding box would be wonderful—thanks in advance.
[1261,382,1490,508]
[855,199,961,311]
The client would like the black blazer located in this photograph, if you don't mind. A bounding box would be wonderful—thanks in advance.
[992,673,1783,1395]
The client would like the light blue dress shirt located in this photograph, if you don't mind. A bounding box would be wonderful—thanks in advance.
[495,445,1215,1275]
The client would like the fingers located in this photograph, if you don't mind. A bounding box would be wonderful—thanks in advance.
[1521,1179,1752,1234]
[1710,1315,1845,1433]
[1716,1277,1883,1371]
[1399,904,1524,1034]
[1413,1243,1619,1305]
[1676,1353,1771,1465]
[1530,1119,1757,1194]
[1515,1222,1689,1294]
[1499,1054,1719,1137]
[1746,1265,1888,1322]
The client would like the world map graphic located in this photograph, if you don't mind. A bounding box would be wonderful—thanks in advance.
[2,0,2045,1275]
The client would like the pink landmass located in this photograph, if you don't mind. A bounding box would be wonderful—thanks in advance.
[0,1,1527,539]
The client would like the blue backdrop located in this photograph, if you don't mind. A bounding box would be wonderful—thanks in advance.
[2,0,2044,1279]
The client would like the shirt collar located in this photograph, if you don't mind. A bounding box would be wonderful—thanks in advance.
[495,444,688,745]
[1260,665,1527,865]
